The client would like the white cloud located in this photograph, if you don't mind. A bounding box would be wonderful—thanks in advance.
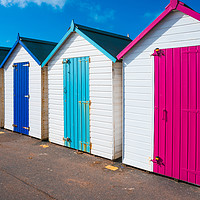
[78,1,115,23]
[0,0,67,8]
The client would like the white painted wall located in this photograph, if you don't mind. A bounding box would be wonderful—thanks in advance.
[48,33,122,160]
[123,10,200,171]
[4,44,41,139]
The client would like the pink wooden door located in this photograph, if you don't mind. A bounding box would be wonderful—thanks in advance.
[154,46,200,185]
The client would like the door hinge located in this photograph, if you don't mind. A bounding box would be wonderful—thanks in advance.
[13,64,17,67]
[62,59,68,64]
[152,48,164,56]
[12,124,17,127]
[23,127,30,131]
[89,57,91,63]
[63,137,71,142]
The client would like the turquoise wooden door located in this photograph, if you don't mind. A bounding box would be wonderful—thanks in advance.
[63,57,90,153]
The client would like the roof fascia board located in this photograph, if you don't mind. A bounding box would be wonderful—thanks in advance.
[19,40,41,65]
[117,6,173,60]
[177,2,200,21]
[170,0,178,9]
[117,1,200,60]
[0,38,19,68]
[75,28,117,63]
[41,23,74,67]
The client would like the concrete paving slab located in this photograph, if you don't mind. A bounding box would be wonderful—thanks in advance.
[0,129,199,200]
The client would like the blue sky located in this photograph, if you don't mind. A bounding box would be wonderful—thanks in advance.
[0,0,200,47]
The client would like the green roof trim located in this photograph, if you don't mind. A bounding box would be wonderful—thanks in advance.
[41,20,132,67]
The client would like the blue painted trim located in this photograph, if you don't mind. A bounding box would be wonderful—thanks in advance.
[0,34,41,68]
[41,25,74,67]
[75,28,117,63]
[19,40,41,65]
[41,20,117,67]
[0,39,19,68]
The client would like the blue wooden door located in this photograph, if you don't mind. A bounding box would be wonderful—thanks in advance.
[63,57,90,153]
[13,62,29,135]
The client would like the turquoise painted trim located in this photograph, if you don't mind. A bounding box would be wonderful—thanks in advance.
[0,39,19,68]
[41,20,117,67]
[41,26,74,67]
[19,40,41,65]
[75,28,117,63]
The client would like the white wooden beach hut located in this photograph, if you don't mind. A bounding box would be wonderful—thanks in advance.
[0,34,57,140]
[42,20,132,160]
[117,0,200,185]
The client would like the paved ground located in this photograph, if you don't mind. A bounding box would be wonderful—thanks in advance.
[0,129,199,200]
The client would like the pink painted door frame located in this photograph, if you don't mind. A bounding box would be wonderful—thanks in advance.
[154,46,200,186]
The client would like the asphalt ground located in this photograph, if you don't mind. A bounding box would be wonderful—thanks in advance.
[0,129,199,200]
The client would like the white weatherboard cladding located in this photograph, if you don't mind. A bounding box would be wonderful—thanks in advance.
[123,10,200,171]
[48,33,122,160]
[4,44,41,139]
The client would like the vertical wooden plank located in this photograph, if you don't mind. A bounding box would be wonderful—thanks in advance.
[73,58,78,150]
[70,59,74,149]
[196,46,200,185]
[158,50,166,175]
[18,64,20,133]
[78,57,82,151]
[172,48,181,179]
[154,53,160,173]
[66,60,71,148]
[63,60,67,145]
[0,68,4,128]
[188,46,197,184]
[165,48,173,177]
[81,58,86,152]
[180,47,189,182]
[41,66,49,140]
[85,57,90,153]
[13,65,15,131]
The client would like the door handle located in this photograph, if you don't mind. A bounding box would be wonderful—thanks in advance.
[63,87,67,93]
[162,109,167,121]
[24,95,30,99]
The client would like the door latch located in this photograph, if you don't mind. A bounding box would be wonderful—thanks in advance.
[162,109,167,121]
[23,127,30,131]
[24,95,30,99]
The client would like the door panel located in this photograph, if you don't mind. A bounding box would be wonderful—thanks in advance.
[13,62,29,135]
[154,46,200,185]
[63,57,90,153]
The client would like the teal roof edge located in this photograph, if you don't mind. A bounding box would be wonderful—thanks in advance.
[41,20,117,67]
[41,22,74,67]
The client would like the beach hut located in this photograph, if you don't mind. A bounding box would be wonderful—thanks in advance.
[0,47,11,128]
[0,34,57,140]
[117,0,200,185]
[42,20,132,160]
